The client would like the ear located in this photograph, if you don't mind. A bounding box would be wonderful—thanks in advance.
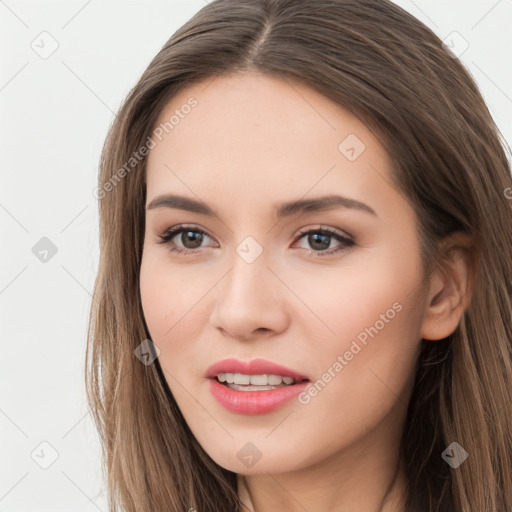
[420,233,476,341]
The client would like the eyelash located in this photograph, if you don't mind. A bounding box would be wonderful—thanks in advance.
[156,224,355,258]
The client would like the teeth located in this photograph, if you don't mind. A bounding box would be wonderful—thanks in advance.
[217,373,235,383]
[249,374,268,385]
[268,374,282,385]
[216,372,297,386]
[227,383,280,391]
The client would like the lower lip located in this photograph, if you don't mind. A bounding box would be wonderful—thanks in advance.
[208,378,310,415]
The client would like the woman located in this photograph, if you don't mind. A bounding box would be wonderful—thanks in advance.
[86,1,512,511]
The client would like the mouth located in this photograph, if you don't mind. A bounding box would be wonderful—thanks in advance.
[214,372,309,391]
[205,357,310,382]
[205,358,311,415]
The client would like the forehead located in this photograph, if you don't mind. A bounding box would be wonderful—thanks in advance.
[145,72,400,219]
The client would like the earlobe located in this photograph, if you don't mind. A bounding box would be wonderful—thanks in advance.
[420,234,476,341]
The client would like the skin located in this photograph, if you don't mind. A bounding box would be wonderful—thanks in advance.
[139,71,473,512]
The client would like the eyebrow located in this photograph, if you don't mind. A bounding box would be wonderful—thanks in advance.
[146,194,377,218]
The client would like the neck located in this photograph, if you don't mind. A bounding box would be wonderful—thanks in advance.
[238,458,407,512]
[237,418,408,512]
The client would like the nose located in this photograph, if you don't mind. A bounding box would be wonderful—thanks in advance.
[210,251,289,342]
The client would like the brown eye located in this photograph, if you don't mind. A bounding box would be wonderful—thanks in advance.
[294,227,355,257]
[174,230,204,249]
[157,225,215,254]
[156,224,355,257]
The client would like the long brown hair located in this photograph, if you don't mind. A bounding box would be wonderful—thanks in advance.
[86,1,512,510]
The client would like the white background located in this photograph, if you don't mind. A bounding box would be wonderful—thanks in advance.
[1,0,510,510]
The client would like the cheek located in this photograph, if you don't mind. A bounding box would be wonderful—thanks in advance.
[288,299,422,471]
[287,242,422,349]
[140,252,182,360]
[289,242,424,425]
[139,254,170,339]
[140,250,194,333]
[139,251,215,360]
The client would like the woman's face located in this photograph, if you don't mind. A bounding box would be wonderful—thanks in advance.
[140,71,430,474]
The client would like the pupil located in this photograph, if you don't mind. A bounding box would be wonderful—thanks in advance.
[309,233,330,250]
[182,231,202,249]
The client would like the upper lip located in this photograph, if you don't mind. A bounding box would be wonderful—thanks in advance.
[206,358,310,381]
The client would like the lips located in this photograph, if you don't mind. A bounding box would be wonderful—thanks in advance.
[205,357,310,382]
[208,378,310,415]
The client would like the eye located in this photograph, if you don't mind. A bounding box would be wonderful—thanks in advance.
[157,224,216,255]
[156,224,355,257]
[293,225,355,257]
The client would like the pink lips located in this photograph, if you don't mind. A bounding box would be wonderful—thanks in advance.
[205,357,310,381]
[206,358,311,415]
